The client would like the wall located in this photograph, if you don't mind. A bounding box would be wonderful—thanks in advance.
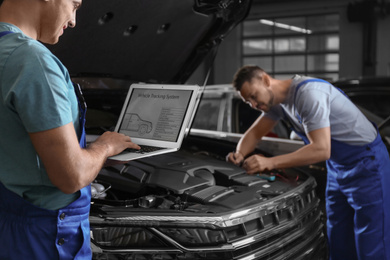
[211,0,390,84]
[377,15,390,76]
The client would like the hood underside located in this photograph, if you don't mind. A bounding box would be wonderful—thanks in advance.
[47,0,252,84]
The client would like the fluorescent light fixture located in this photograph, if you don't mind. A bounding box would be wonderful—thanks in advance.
[259,19,312,34]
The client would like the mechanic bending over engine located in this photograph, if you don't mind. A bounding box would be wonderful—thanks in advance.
[0,0,140,259]
[226,65,390,260]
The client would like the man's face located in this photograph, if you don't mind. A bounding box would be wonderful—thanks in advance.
[39,0,82,44]
[239,78,274,113]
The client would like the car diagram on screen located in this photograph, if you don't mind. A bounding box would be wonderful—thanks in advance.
[124,113,153,135]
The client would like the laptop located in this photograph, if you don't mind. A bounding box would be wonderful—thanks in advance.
[109,83,202,161]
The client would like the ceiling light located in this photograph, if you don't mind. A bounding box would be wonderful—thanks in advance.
[259,19,312,34]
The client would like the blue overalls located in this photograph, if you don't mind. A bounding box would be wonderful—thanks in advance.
[289,79,390,259]
[0,31,92,259]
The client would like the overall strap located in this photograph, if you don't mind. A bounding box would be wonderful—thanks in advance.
[0,31,14,38]
[72,83,87,148]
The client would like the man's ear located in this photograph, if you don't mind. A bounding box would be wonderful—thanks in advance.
[263,74,270,88]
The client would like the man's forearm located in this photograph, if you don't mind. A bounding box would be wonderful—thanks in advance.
[236,131,261,158]
[270,143,330,169]
[29,124,139,194]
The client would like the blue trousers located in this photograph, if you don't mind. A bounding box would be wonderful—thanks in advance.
[326,134,390,259]
[0,182,92,259]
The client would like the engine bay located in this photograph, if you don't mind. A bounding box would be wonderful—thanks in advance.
[91,150,306,214]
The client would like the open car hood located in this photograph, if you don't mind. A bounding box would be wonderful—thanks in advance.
[48,0,252,84]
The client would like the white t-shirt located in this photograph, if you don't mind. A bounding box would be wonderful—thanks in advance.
[265,75,377,145]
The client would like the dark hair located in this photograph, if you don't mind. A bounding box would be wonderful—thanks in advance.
[232,65,266,91]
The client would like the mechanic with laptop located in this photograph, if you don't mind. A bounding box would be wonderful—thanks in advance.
[0,0,140,259]
[226,65,390,259]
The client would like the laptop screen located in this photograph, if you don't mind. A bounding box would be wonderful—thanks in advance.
[118,87,194,142]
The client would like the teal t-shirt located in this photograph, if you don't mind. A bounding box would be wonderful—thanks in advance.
[0,23,80,210]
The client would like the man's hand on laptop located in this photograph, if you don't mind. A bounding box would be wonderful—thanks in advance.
[92,131,140,158]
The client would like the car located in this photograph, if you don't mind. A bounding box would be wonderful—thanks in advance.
[48,1,328,259]
[125,113,153,135]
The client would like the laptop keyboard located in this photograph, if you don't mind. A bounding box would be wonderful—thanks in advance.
[124,145,164,154]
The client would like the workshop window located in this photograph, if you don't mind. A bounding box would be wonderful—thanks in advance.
[242,14,339,81]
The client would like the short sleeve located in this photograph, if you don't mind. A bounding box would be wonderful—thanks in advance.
[295,85,331,133]
[4,41,74,133]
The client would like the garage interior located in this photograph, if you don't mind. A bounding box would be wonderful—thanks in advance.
[189,0,390,85]
[1,0,389,259]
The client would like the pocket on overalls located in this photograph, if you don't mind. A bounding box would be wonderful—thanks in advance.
[345,156,382,207]
[73,217,92,259]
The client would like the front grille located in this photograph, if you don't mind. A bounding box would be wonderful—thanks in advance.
[91,177,328,260]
